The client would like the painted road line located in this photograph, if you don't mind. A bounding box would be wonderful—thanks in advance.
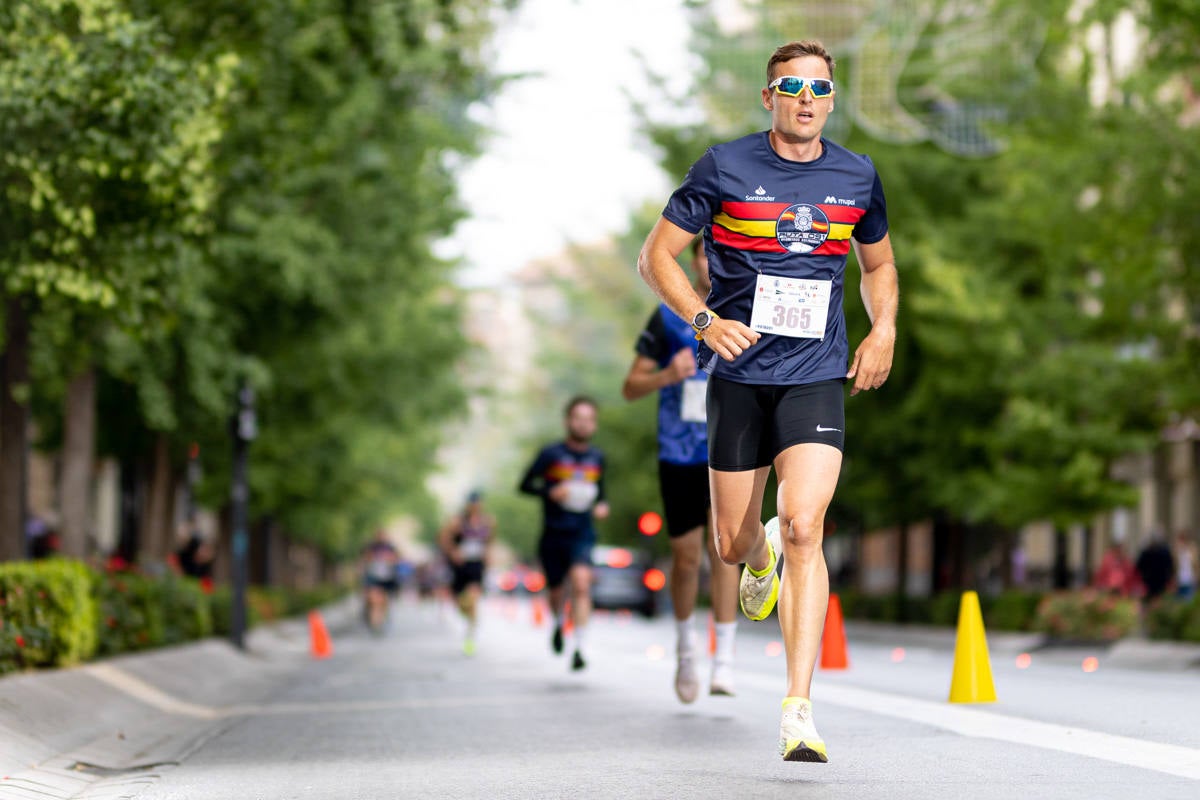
[735,669,1200,782]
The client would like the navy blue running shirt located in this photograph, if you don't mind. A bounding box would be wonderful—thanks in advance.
[662,132,889,386]
[518,442,606,539]
[634,304,708,466]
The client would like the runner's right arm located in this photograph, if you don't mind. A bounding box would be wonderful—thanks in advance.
[638,217,759,362]
[518,449,551,497]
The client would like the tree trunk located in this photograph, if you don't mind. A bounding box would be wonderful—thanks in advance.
[140,433,175,563]
[1052,528,1070,589]
[60,366,96,557]
[896,520,910,621]
[0,298,30,560]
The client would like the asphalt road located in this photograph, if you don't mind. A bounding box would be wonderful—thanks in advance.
[122,594,1200,800]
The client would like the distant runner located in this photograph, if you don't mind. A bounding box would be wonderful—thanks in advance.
[519,396,609,671]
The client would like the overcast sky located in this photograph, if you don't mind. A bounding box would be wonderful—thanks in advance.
[439,0,699,287]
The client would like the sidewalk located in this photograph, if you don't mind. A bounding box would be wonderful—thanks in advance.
[0,597,357,800]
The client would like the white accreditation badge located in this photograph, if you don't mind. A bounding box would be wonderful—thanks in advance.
[680,377,708,423]
[749,274,832,339]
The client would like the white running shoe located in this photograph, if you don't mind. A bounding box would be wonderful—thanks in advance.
[778,697,828,763]
[739,534,779,621]
[764,516,783,557]
[674,653,700,704]
[709,661,735,696]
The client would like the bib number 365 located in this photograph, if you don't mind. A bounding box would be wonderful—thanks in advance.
[750,274,831,339]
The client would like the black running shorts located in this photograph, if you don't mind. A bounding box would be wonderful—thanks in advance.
[538,534,595,590]
[658,461,710,538]
[707,376,846,471]
[451,560,484,595]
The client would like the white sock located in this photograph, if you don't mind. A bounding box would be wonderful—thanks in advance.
[573,626,586,654]
[714,622,737,664]
[554,611,564,628]
[676,616,695,657]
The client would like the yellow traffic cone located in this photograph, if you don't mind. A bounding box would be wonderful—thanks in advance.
[948,591,996,703]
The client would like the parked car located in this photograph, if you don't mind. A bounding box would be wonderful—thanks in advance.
[590,544,665,618]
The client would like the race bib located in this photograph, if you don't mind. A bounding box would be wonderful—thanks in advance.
[367,560,393,580]
[559,479,599,513]
[750,274,831,339]
[681,377,707,423]
[459,539,486,560]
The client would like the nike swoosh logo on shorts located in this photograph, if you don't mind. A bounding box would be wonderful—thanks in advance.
[816,425,841,433]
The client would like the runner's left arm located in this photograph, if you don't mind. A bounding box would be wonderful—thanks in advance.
[847,233,898,396]
[592,454,610,520]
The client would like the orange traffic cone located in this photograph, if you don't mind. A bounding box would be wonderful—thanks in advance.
[308,610,333,660]
[708,612,717,656]
[819,593,849,670]
[532,598,546,627]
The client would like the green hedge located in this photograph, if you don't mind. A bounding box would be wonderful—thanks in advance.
[93,571,212,656]
[1,558,346,674]
[838,589,1045,631]
[1032,590,1140,642]
[981,590,1044,632]
[210,584,347,636]
[0,559,96,673]
[1144,596,1200,642]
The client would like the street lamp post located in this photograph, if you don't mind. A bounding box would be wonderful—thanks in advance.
[230,383,257,650]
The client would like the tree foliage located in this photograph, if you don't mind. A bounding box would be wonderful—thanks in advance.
[635,0,1197,537]
[2,0,514,561]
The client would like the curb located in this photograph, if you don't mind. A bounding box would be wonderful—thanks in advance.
[841,619,1200,670]
[0,596,358,800]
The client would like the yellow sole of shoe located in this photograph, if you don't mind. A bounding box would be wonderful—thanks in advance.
[739,572,779,621]
[782,739,828,763]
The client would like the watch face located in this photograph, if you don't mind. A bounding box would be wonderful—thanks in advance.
[693,311,711,329]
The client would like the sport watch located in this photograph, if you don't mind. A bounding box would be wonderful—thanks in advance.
[691,309,717,339]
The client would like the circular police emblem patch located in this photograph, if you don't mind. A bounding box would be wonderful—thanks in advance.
[776,203,830,254]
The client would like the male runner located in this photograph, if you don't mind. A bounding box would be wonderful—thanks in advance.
[518,396,610,671]
[438,489,495,655]
[636,40,899,762]
[622,238,740,702]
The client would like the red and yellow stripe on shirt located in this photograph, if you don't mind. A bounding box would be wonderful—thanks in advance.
[712,202,864,256]
[547,463,602,482]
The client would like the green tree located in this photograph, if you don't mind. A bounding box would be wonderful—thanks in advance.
[0,0,234,558]
[131,0,512,559]
[638,0,1195,584]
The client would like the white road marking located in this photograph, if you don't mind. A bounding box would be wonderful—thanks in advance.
[85,664,223,720]
[737,670,1200,781]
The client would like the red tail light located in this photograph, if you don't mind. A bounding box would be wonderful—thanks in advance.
[643,568,666,591]
[606,548,633,569]
[523,571,546,593]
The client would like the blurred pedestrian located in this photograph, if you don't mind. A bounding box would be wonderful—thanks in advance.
[1093,536,1138,596]
[622,237,739,702]
[174,524,215,581]
[438,490,495,655]
[636,39,897,763]
[1135,532,1176,601]
[518,395,609,672]
[1174,530,1196,599]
